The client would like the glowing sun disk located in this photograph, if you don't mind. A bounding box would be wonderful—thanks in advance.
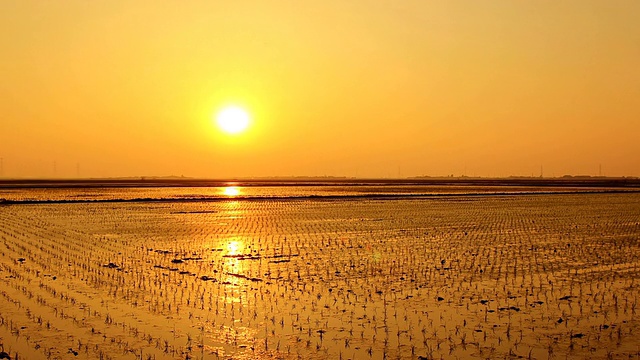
[216,106,250,134]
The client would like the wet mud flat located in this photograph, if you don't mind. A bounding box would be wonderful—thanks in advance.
[0,192,639,359]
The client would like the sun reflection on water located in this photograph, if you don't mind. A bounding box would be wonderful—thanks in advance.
[226,240,243,256]
[222,186,241,197]
[220,188,244,220]
[221,238,247,301]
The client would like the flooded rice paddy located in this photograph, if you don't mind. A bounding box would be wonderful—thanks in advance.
[1,191,639,359]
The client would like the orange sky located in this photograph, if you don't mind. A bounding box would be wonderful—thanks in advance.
[1,1,639,178]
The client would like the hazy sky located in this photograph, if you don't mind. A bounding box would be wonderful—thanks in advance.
[1,1,639,178]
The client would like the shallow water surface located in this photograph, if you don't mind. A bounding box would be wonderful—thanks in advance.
[0,192,639,359]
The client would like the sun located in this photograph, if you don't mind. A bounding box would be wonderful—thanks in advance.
[216,106,250,134]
